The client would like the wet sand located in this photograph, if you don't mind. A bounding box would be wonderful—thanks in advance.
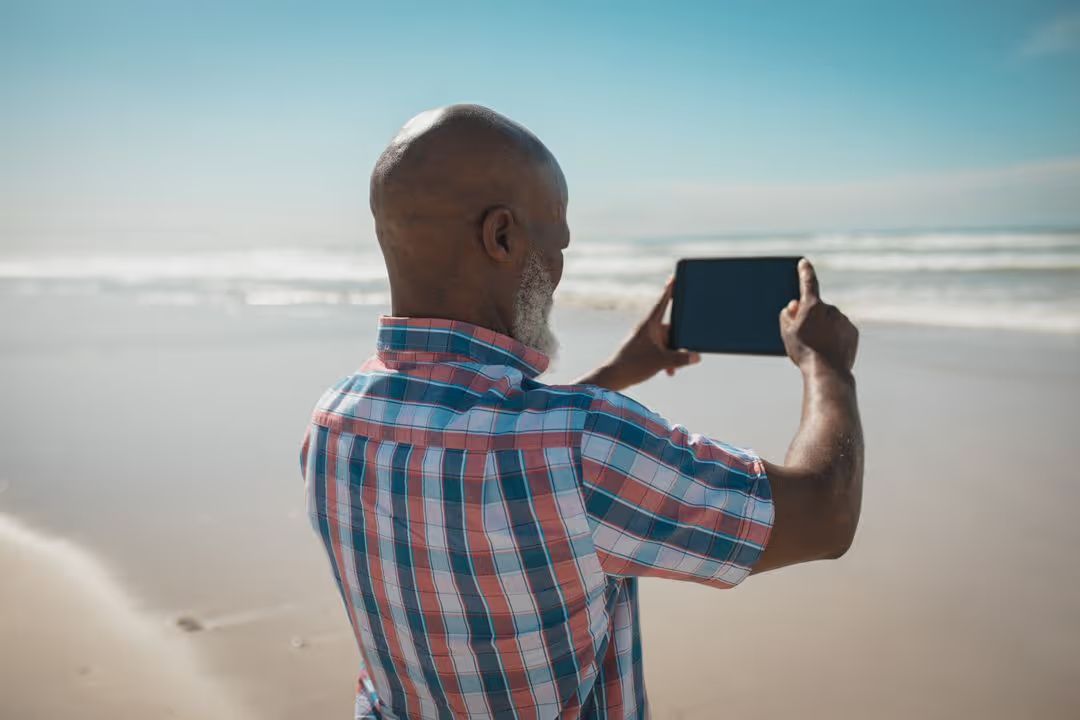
[0,512,250,720]
[1,294,1078,718]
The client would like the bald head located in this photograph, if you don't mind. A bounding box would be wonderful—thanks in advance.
[370,104,569,355]
[371,104,557,220]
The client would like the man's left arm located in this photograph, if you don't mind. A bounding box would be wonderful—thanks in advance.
[574,277,700,391]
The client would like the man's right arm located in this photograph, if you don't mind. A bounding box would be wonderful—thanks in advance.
[750,259,864,574]
[576,258,863,583]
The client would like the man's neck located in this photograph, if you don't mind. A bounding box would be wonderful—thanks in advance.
[389,299,515,341]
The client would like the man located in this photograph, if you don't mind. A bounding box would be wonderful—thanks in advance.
[301,104,863,719]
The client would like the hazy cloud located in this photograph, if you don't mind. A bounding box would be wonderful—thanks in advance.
[1020,10,1080,57]
[573,157,1080,238]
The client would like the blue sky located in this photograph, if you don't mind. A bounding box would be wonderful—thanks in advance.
[1,0,1079,250]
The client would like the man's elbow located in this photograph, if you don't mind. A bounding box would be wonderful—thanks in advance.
[823,487,861,560]
[824,525,856,560]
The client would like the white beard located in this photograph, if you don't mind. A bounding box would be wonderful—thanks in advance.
[511,249,560,359]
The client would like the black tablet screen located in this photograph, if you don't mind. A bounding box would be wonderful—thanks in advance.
[669,257,801,355]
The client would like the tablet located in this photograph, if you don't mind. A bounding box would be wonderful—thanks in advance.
[669,256,802,355]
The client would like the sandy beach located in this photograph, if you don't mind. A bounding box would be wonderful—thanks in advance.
[2,293,1079,718]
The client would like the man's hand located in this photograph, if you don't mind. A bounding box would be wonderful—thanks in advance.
[780,259,859,376]
[575,277,700,392]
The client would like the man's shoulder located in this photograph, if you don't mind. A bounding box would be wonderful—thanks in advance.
[524,378,606,404]
[537,381,659,428]
[305,366,646,450]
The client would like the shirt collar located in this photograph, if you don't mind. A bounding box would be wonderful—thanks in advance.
[375,316,550,378]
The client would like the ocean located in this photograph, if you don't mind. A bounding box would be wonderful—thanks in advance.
[2,228,1078,334]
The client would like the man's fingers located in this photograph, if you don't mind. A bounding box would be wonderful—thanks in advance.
[779,299,798,330]
[667,350,700,368]
[650,275,676,321]
[798,258,820,303]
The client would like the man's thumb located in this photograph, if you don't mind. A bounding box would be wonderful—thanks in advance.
[668,350,701,368]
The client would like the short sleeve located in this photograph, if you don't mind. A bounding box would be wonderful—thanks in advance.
[299,425,312,480]
[579,388,774,588]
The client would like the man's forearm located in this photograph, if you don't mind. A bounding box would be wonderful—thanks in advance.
[784,357,864,554]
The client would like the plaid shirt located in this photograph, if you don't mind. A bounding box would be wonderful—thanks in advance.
[301,316,774,719]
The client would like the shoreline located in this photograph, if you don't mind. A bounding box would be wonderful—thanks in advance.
[0,512,251,720]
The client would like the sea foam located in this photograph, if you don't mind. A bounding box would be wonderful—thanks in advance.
[1,229,1078,333]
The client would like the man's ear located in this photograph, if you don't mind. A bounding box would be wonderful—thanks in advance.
[480,206,517,263]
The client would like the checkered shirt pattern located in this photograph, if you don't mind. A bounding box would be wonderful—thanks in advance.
[301,316,774,719]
